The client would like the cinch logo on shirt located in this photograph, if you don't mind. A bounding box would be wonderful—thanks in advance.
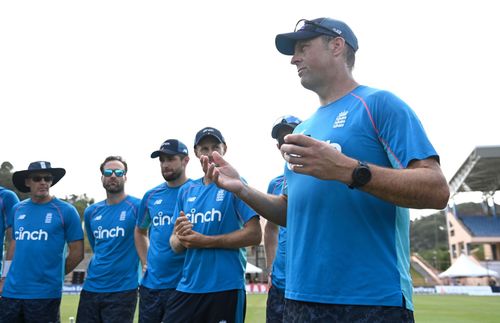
[15,227,49,241]
[152,212,173,226]
[186,208,222,224]
[93,226,125,239]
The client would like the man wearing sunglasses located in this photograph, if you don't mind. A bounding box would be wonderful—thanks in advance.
[265,115,301,323]
[169,127,262,323]
[134,139,192,323]
[202,18,449,322]
[0,161,84,323]
[76,156,140,323]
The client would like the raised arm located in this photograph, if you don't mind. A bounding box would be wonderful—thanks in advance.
[203,152,288,226]
[281,134,450,210]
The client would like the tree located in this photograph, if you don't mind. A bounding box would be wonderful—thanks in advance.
[0,161,30,200]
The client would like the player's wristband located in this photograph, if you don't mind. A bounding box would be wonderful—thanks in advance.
[1,260,11,278]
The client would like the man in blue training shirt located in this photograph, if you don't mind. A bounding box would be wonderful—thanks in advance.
[169,127,262,323]
[264,115,301,323]
[76,156,140,323]
[202,18,450,322]
[0,161,84,322]
[134,139,192,323]
[1,185,20,282]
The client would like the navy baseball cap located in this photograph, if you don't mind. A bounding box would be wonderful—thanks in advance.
[151,139,189,158]
[275,17,358,55]
[194,127,226,147]
[271,115,302,139]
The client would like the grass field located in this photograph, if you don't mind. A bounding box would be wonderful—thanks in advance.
[61,294,500,323]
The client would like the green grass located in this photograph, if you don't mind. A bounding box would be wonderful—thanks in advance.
[61,294,500,323]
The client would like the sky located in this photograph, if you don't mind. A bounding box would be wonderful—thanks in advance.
[1,1,499,219]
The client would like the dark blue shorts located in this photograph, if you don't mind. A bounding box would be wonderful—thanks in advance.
[266,285,285,323]
[76,289,137,323]
[138,285,175,323]
[0,297,61,323]
[283,298,415,323]
[166,289,246,323]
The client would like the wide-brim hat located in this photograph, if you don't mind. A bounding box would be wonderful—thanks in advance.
[12,161,66,193]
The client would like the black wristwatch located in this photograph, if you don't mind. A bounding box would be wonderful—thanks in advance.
[349,161,372,189]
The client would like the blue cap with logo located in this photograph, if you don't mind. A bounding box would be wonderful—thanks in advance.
[151,139,189,158]
[275,17,358,55]
[271,115,302,139]
[194,127,226,147]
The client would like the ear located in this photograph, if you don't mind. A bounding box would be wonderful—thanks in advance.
[331,37,346,56]
[221,143,228,155]
[183,156,190,165]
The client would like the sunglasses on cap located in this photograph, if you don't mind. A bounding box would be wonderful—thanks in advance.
[30,175,54,182]
[102,169,126,177]
[294,19,341,37]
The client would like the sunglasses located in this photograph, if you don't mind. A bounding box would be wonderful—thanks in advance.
[30,175,54,182]
[294,19,341,37]
[102,169,126,177]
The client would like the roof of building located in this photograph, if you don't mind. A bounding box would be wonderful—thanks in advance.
[459,215,500,237]
[449,145,500,196]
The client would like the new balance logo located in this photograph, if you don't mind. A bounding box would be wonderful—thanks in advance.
[187,196,196,202]
[154,199,163,205]
[18,214,26,220]
[95,215,102,221]
[15,227,48,241]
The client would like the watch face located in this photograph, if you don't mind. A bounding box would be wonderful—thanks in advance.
[352,163,371,188]
[356,167,371,185]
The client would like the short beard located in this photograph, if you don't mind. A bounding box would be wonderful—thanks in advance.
[104,182,125,194]
[162,169,182,182]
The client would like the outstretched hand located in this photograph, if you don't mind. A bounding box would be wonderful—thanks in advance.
[202,152,246,194]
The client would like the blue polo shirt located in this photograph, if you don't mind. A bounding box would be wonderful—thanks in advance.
[267,175,286,292]
[174,179,258,293]
[83,195,140,292]
[0,186,19,270]
[136,180,192,289]
[284,85,438,310]
[3,198,84,299]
